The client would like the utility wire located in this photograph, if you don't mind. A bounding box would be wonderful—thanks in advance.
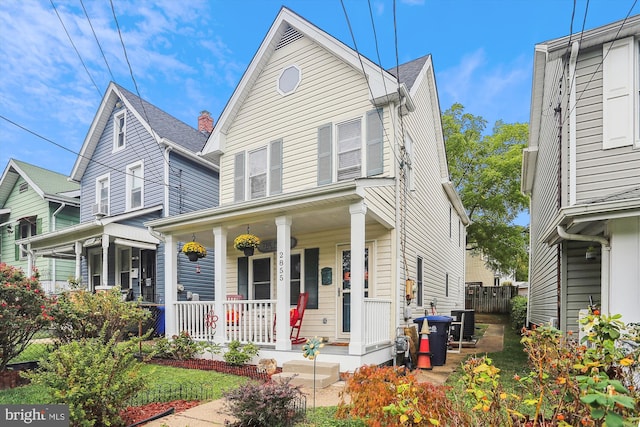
[49,0,101,96]
[80,0,115,81]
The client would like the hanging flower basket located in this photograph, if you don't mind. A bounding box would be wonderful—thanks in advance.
[233,234,260,255]
[182,241,207,262]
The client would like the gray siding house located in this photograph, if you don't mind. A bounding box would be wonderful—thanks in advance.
[147,7,469,372]
[19,82,219,305]
[523,15,640,332]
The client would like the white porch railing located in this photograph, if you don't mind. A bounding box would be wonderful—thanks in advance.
[364,298,392,347]
[174,300,276,345]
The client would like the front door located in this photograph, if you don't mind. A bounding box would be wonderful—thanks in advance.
[140,250,156,302]
[338,244,370,337]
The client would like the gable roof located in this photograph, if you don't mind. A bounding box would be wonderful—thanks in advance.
[70,82,213,181]
[0,159,80,207]
[202,6,415,157]
[387,54,430,92]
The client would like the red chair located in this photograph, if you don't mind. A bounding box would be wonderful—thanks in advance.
[290,292,309,344]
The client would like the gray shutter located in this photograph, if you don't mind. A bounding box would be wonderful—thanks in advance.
[269,139,283,195]
[366,109,384,176]
[237,257,248,299]
[234,152,245,202]
[317,124,332,185]
[304,248,319,309]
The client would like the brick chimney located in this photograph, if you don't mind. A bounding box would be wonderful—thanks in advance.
[198,110,214,134]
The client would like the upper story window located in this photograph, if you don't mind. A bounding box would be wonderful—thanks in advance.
[234,139,283,202]
[277,65,301,96]
[113,110,126,152]
[16,216,38,259]
[94,173,110,217]
[317,108,384,185]
[126,161,144,211]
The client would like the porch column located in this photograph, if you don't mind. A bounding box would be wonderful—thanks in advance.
[74,241,82,281]
[349,201,367,355]
[275,216,292,351]
[102,234,109,287]
[164,233,178,338]
[213,226,227,345]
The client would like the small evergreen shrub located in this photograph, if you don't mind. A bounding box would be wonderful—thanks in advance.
[154,331,219,360]
[510,295,527,331]
[224,378,305,427]
[0,263,52,371]
[25,326,146,427]
[223,340,259,366]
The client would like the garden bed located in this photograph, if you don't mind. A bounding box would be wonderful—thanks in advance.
[147,358,281,381]
[0,361,39,390]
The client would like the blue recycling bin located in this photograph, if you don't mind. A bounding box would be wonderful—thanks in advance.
[413,315,453,366]
[155,305,166,336]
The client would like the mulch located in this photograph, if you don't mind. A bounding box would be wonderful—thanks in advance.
[120,400,201,426]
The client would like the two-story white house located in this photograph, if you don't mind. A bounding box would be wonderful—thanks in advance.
[147,7,468,371]
[523,15,640,332]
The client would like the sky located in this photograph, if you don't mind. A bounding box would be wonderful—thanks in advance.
[0,0,637,181]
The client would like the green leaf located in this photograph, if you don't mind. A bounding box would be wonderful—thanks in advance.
[604,412,623,427]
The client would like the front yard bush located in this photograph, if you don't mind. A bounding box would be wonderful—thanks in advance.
[49,287,150,344]
[153,330,219,360]
[223,340,259,366]
[0,263,52,371]
[25,326,146,427]
[510,295,527,331]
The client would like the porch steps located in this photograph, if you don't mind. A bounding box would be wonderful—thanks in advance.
[271,360,340,389]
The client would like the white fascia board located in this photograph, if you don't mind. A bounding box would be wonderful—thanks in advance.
[521,147,538,194]
[442,180,471,225]
[160,138,219,171]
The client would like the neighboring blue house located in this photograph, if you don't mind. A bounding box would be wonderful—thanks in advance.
[19,82,219,305]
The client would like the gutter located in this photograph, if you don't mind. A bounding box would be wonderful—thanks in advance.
[556,225,611,316]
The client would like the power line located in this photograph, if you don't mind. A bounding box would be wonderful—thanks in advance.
[80,0,115,81]
[49,0,101,96]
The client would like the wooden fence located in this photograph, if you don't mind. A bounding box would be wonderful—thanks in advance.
[465,285,518,313]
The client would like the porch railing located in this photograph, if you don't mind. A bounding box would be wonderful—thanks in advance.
[364,298,392,347]
[174,300,276,345]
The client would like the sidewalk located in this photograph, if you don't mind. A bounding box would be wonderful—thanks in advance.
[143,323,505,426]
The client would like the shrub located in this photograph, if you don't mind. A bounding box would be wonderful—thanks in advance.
[336,365,470,426]
[49,287,150,344]
[25,326,146,427]
[154,331,219,360]
[0,263,52,371]
[223,340,259,366]
[510,295,527,331]
[224,377,305,427]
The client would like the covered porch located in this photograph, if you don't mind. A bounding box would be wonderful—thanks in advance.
[147,181,400,368]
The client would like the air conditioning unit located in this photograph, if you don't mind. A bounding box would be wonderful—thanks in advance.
[93,203,109,217]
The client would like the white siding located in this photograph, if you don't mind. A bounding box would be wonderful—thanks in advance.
[564,240,600,333]
[609,217,640,324]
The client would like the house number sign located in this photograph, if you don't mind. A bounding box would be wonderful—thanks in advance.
[258,237,297,253]
[279,251,285,282]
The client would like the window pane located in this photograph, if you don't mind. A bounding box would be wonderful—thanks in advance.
[250,174,266,198]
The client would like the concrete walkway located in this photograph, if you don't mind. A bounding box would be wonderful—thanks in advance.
[143,323,505,426]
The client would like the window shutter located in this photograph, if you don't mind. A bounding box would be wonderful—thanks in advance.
[317,124,332,185]
[237,257,249,299]
[603,37,634,149]
[366,109,384,176]
[234,152,245,202]
[270,139,283,195]
[304,248,319,309]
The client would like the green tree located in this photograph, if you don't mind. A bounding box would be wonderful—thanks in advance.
[442,103,529,279]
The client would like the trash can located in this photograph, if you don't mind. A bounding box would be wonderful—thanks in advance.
[155,305,165,336]
[413,315,453,366]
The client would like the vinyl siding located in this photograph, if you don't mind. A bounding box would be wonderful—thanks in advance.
[564,240,600,333]
[528,57,564,327]
[219,35,390,205]
[362,185,396,228]
[168,153,219,216]
[608,217,640,325]
[177,243,215,301]
[575,46,640,203]
[223,224,393,342]
[80,106,165,222]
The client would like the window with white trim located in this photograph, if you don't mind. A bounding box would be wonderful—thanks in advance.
[89,249,102,289]
[113,110,126,151]
[277,65,301,95]
[94,173,110,216]
[126,161,143,210]
[117,247,131,289]
[235,140,282,201]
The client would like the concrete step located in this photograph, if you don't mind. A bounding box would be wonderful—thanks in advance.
[271,371,337,389]
[281,360,339,378]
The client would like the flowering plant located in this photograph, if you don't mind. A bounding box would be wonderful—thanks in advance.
[233,234,260,251]
[182,241,207,258]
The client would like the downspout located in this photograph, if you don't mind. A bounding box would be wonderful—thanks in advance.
[556,225,611,315]
[568,41,579,206]
[51,202,67,291]
[147,226,165,243]
[163,146,173,218]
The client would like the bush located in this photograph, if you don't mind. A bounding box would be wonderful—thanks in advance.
[224,377,305,427]
[223,340,259,366]
[0,263,52,371]
[336,365,470,426]
[510,295,527,331]
[49,288,150,344]
[25,326,146,427]
[154,331,219,360]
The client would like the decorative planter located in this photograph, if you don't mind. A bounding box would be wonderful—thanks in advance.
[243,247,255,257]
[186,252,199,262]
